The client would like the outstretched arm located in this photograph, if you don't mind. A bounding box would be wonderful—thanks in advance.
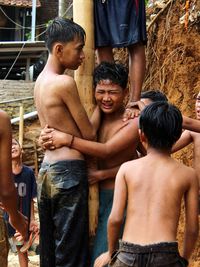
[182,115,200,132]
[172,130,192,153]
[108,164,127,256]
[40,119,139,159]
[88,166,120,184]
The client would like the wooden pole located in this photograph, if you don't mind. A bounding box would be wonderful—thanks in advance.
[34,141,38,176]
[19,105,24,147]
[73,0,99,236]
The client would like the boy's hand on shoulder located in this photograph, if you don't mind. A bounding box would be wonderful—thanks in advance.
[94,251,111,267]
[123,100,146,121]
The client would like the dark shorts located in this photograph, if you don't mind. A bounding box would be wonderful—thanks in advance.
[37,160,89,267]
[110,240,189,267]
[90,189,114,267]
[94,0,147,48]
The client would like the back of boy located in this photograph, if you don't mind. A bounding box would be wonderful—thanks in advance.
[34,17,95,267]
[102,102,199,267]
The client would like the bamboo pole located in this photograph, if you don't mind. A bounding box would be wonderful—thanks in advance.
[33,141,38,177]
[73,0,99,236]
[19,105,24,147]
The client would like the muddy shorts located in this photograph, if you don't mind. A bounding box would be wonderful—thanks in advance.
[94,0,147,48]
[0,211,9,267]
[37,160,89,267]
[109,240,189,267]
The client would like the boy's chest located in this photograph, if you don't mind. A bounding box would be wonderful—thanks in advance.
[98,120,125,143]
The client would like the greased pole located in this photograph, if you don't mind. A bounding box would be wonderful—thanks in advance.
[73,0,99,236]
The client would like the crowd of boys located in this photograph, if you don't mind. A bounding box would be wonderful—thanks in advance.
[0,5,199,267]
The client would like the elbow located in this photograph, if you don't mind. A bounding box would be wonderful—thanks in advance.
[82,130,96,141]
[108,214,123,228]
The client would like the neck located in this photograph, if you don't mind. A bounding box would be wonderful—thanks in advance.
[146,147,171,157]
[45,55,66,74]
[12,158,23,174]
[103,106,125,121]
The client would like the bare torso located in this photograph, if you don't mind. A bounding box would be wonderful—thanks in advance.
[34,71,84,162]
[98,116,138,189]
[122,154,191,244]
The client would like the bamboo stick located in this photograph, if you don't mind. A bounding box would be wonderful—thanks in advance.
[19,105,24,147]
[33,141,38,177]
[73,0,99,236]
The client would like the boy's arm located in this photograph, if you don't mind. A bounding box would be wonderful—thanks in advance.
[171,130,192,153]
[182,115,200,132]
[41,119,139,159]
[182,169,199,260]
[60,76,95,140]
[88,166,120,184]
[90,106,101,134]
[29,200,39,233]
[0,111,27,239]
[107,165,127,257]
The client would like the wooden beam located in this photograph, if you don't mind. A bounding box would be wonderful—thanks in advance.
[73,0,99,236]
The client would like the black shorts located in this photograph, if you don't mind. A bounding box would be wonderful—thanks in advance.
[94,0,147,48]
[110,240,189,267]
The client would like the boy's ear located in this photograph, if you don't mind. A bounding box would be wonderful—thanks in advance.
[54,43,63,56]
[139,129,147,145]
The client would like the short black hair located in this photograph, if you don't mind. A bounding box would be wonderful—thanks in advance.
[93,61,128,89]
[139,101,182,150]
[141,90,168,102]
[45,17,85,52]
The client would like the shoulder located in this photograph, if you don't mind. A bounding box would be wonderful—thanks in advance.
[0,110,9,120]
[0,110,10,131]
[120,117,139,132]
[55,75,76,91]
[177,162,197,183]
[120,157,140,172]
[22,165,35,176]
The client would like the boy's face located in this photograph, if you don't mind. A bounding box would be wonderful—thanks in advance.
[195,92,200,120]
[59,37,85,70]
[12,139,21,159]
[95,79,126,114]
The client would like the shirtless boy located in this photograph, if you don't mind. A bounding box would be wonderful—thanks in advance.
[34,17,95,267]
[40,61,140,266]
[0,110,27,267]
[95,101,199,267]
